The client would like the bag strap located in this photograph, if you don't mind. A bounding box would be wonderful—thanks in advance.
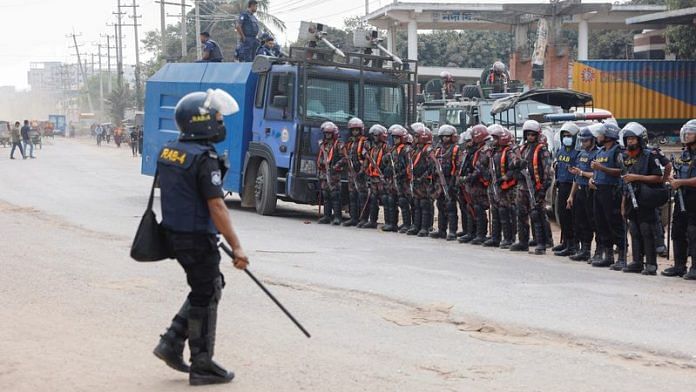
[146,171,158,211]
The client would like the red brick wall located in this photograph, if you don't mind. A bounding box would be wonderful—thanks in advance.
[543,45,570,88]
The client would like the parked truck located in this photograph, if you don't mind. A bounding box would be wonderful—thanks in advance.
[572,60,696,138]
[142,44,417,215]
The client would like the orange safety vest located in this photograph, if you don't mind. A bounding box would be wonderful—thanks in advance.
[499,146,518,191]
[347,136,366,163]
[521,143,545,191]
[317,139,338,168]
[367,144,385,177]
[394,144,413,180]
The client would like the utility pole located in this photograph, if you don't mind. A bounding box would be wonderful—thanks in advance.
[194,0,201,60]
[130,0,143,110]
[68,32,94,113]
[101,33,114,93]
[94,43,105,117]
[91,53,95,75]
[113,0,126,89]
[160,0,166,57]
[181,0,187,59]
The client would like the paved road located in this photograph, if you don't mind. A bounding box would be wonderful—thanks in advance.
[1,138,695,391]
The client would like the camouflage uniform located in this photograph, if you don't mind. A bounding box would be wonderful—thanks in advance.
[515,141,553,253]
[391,143,413,233]
[492,144,522,248]
[362,139,393,229]
[430,142,461,240]
[343,134,369,226]
[468,145,492,244]
[411,143,434,236]
[456,145,478,243]
[317,138,346,225]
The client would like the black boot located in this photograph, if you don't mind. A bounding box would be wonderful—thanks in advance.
[622,261,643,273]
[499,207,513,249]
[407,199,421,235]
[662,263,687,277]
[590,242,604,265]
[154,300,190,373]
[382,195,397,232]
[641,264,657,276]
[318,191,332,224]
[446,200,458,241]
[458,211,476,243]
[484,208,500,247]
[610,248,627,271]
[543,218,554,249]
[343,192,359,226]
[569,242,591,262]
[417,200,433,237]
[510,217,529,252]
[331,192,342,225]
[551,242,567,253]
[188,300,234,385]
[356,192,369,227]
[532,213,546,255]
[593,247,614,268]
[555,240,577,257]
[399,197,412,234]
[470,206,488,245]
[361,195,379,229]
[684,266,696,280]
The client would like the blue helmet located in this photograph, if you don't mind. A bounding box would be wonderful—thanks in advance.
[577,126,594,140]
[603,123,621,141]
[175,89,239,143]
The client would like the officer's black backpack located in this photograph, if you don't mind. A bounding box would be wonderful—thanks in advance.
[131,173,170,262]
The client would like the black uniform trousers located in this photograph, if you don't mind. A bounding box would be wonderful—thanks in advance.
[166,231,223,307]
[594,185,625,251]
[556,182,575,243]
[573,185,595,244]
[628,207,657,266]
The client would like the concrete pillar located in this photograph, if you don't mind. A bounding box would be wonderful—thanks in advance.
[514,24,529,52]
[387,27,396,55]
[578,19,589,61]
[407,20,418,61]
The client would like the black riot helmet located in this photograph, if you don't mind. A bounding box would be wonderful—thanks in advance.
[176,89,239,143]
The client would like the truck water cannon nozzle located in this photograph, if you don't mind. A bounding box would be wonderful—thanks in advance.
[353,29,403,65]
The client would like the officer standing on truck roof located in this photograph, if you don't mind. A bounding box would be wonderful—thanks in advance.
[200,32,224,62]
[235,0,260,62]
[152,89,249,386]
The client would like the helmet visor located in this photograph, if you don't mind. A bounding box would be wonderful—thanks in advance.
[205,88,239,116]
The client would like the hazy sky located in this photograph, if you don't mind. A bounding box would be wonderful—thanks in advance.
[0,0,620,90]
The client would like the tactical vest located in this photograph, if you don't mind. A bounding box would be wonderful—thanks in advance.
[367,143,386,178]
[499,147,518,190]
[240,11,259,37]
[472,146,489,187]
[574,147,598,186]
[555,146,578,184]
[346,136,367,168]
[158,141,218,234]
[678,149,696,199]
[521,142,545,190]
[317,139,340,169]
[437,143,459,178]
[412,145,431,178]
[594,143,621,186]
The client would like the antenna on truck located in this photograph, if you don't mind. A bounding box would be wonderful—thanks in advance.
[353,29,403,66]
[298,21,345,59]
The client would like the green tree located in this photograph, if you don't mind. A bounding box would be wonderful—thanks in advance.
[107,84,133,125]
[665,0,696,59]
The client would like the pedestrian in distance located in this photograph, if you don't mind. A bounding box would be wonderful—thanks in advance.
[21,120,35,159]
[10,121,25,160]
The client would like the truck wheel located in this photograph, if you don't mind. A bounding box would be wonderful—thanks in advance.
[254,160,277,215]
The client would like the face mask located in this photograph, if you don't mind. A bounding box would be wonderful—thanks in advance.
[562,137,573,147]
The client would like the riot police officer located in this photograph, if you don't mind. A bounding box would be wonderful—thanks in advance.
[153,90,249,385]
[235,0,260,62]
[362,124,390,230]
[200,32,223,62]
[430,125,460,241]
[513,120,553,255]
[464,125,491,245]
[490,127,520,249]
[343,118,368,227]
[553,122,580,257]
[410,123,435,237]
[256,32,282,57]
[665,119,696,279]
[456,129,475,240]
[317,121,345,225]
[620,122,666,275]
[590,123,626,268]
[567,126,599,262]
[389,125,413,233]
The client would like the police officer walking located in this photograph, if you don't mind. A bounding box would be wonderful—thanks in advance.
[343,118,368,227]
[552,123,580,257]
[620,122,666,275]
[665,119,696,279]
[235,0,260,62]
[567,126,600,262]
[200,32,224,62]
[317,121,346,225]
[590,123,627,268]
[153,90,249,385]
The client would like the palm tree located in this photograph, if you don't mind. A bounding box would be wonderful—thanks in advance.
[206,0,285,38]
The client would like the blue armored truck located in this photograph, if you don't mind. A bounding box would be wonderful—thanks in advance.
[142,48,417,215]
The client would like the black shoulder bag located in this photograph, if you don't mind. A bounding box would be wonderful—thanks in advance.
[130,172,170,262]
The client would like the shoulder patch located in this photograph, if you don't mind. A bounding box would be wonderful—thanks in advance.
[211,170,223,186]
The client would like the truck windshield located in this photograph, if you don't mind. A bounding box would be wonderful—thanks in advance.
[304,77,404,125]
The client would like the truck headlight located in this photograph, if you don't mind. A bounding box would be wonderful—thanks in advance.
[300,159,317,176]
